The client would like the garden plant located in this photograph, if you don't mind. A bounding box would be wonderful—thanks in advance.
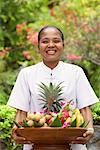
[0,0,99,149]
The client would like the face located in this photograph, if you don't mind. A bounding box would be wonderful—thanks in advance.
[38,28,64,66]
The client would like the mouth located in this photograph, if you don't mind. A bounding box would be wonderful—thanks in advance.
[46,50,57,55]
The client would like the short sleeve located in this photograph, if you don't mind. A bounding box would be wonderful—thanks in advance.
[7,69,30,112]
[76,68,99,109]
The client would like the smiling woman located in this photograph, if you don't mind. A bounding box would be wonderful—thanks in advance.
[7,26,99,150]
[38,26,64,69]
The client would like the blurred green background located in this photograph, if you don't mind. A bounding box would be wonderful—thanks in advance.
[0,0,100,149]
[0,0,100,104]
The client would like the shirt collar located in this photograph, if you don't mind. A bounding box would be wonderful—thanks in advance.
[41,61,62,73]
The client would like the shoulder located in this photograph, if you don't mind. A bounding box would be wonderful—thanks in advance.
[61,61,83,73]
[20,62,42,74]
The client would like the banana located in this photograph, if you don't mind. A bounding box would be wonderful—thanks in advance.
[71,114,76,127]
[76,113,84,127]
[71,114,76,122]
[73,108,80,116]
[66,117,71,123]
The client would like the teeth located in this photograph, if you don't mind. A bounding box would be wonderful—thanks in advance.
[47,50,56,55]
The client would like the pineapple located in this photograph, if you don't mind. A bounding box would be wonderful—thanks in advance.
[38,82,64,112]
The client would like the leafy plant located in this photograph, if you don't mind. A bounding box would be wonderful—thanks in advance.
[0,105,22,149]
[0,0,99,101]
[0,69,18,105]
[91,102,100,125]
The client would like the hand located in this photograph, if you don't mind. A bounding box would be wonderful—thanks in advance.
[71,128,94,144]
[11,126,32,144]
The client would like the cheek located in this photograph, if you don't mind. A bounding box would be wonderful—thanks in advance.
[58,45,64,52]
[39,43,46,50]
[38,47,46,55]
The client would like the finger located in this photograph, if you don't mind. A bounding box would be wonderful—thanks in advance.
[75,136,90,144]
[15,139,32,144]
[75,136,88,143]
[83,130,93,137]
[12,126,18,133]
[76,135,91,141]
[76,137,85,141]
[14,135,26,141]
[12,128,26,141]
[83,128,94,137]
[11,131,25,140]
[71,140,86,144]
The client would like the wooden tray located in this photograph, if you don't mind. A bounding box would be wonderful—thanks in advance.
[16,127,87,144]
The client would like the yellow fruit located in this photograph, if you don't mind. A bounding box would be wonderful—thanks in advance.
[39,117,46,125]
[27,120,34,127]
[43,123,48,127]
[76,114,84,127]
[71,114,76,122]
[27,113,35,120]
[73,108,80,115]
[34,113,42,122]
[66,117,71,123]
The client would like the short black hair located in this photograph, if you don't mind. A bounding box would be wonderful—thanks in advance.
[38,25,64,46]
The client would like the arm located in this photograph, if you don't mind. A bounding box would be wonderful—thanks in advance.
[72,106,94,144]
[80,106,93,128]
[12,109,31,144]
[14,109,27,126]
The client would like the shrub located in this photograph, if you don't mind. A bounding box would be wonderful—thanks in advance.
[0,105,22,149]
[91,102,100,125]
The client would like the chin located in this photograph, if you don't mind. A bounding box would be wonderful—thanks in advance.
[43,58,60,63]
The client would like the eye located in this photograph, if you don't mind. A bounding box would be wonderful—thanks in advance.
[41,40,49,44]
[53,39,62,43]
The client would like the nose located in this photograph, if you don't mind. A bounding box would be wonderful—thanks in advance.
[48,41,55,47]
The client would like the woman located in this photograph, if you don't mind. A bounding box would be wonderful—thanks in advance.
[7,26,99,150]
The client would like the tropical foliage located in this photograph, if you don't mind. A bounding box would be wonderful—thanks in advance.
[0,0,99,105]
[0,105,22,149]
[0,0,99,148]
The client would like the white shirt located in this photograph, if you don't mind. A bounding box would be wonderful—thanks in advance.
[7,61,99,150]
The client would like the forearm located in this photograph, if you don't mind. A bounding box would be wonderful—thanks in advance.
[14,109,27,127]
[12,110,31,144]
[80,106,93,128]
[73,107,94,144]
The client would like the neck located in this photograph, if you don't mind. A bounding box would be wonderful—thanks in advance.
[43,60,59,69]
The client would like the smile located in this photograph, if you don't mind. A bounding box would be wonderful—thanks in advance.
[46,50,57,55]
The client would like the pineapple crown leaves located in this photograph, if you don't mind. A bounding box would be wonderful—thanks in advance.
[38,82,65,112]
[38,82,64,101]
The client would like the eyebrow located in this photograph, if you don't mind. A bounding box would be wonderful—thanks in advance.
[41,37,61,40]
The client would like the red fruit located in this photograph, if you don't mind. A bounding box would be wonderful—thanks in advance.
[48,117,54,125]
[18,121,23,126]
[60,117,65,124]
[63,112,69,118]
[45,114,52,120]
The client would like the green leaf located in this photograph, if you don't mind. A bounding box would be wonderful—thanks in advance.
[71,118,76,127]
[79,121,85,127]
[13,121,22,128]
[23,120,29,127]
[49,116,62,127]
[34,121,43,127]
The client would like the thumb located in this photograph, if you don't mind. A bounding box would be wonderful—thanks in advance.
[83,128,94,137]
